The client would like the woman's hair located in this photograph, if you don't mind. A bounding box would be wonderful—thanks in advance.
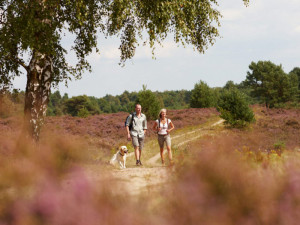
[159,109,167,118]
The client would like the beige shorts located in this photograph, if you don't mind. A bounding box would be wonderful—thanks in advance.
[158,134,171,148]
[131,135,145,150]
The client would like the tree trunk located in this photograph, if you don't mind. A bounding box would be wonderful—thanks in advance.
[24,52,53,141]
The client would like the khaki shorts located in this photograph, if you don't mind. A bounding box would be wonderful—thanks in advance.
[158,134,171,148]
[131,135,145,150]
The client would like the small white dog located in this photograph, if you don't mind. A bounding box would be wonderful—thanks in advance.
[110,146,128,169]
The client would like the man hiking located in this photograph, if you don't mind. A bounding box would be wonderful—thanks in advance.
[125,104,147,166]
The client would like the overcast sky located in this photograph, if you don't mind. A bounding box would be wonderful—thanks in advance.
[13,0,300,98]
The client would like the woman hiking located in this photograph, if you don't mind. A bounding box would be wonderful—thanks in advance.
[152,109,175,166]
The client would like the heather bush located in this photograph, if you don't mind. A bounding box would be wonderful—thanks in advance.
[0,133,152,225]
[218,88,255,127]
[165,138,300,225]
[0,106,300,225]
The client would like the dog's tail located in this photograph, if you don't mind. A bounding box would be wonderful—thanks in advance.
[109,153,117,165]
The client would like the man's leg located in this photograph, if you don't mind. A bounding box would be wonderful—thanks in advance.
[138,136,145,166]
[132,135,140,165]
[135,146,140,165]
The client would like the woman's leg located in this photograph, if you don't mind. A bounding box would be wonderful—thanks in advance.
[160,147,165,164]
[158,135,165,164]
[166,145,173,162]
[165,135,173,164]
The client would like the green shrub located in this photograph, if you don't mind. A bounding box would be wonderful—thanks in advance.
[77,107,90,118]
[190,80,217,108]
[217,88,255,127]
[64,95,100,116]
[135,85,162,120]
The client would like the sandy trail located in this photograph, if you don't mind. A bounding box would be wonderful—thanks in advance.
[146,119,224,165]
[109,119,224,195]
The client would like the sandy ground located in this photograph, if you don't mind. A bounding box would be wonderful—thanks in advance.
[108,119,225,196]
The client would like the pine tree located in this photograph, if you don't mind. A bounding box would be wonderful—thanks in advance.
[217,88,255,127]
[136,85,162,120]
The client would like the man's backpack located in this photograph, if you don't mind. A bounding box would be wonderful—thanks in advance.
[125,113,135,131]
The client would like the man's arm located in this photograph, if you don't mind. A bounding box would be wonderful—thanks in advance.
[126,125,131,141]
[143,115,147,134]
[125,115,132,141]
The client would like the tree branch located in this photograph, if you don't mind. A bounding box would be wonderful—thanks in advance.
[16,58,29,71]
[0,7,8,25]
[5,55,29,71]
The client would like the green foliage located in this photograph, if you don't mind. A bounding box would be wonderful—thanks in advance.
[289,67,300,90]
[273,140,285,151]
[64,95,100,117]
[77,107,90,118]
[157,90,191,109]
[223,80,237,90]
[98,98,112,113]
[244,61,298,108]
[190,80,217,108]
[217,88,255,127]
[135,85,162,120]
[0,0,247,88]
[47,90,65,116]
[289,67,300,100]
[46,89,192,116]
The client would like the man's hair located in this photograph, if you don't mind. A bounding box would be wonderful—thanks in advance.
[135,103,141,108]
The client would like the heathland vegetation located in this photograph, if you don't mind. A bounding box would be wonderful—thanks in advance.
[1,1,299,223]
[0,61,300,224]
[0,61,300,223]
[0,104,300,224]
[1,61,299,126]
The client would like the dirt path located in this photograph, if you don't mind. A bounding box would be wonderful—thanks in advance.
[146,119,224,165]
[109,119,224,195]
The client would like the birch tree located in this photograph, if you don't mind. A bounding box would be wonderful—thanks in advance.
[0,0,249,140]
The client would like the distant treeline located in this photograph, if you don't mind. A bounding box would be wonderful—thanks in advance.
[46,89,192,117]
[46,61,300,117]
[1,61,299,118]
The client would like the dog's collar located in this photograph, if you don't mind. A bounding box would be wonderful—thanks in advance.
[119,152,125,156]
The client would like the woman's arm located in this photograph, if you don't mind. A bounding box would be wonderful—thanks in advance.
[167,121,175,133]
[152,120,158,131]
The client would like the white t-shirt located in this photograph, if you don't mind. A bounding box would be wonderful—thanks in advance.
[156,119,171,135]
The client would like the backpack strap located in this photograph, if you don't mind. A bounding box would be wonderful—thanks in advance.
[158,118,169,129]
[130,113,135,126]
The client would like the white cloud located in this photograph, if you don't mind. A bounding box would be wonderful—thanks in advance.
[293,25,300,34]
[99,45,120,59]
[90,40,194,61]
[135,41,186,59]
[221,9,244,21]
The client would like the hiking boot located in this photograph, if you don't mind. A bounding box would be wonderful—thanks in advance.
[136,160,140,166]
[138,160,143,166]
